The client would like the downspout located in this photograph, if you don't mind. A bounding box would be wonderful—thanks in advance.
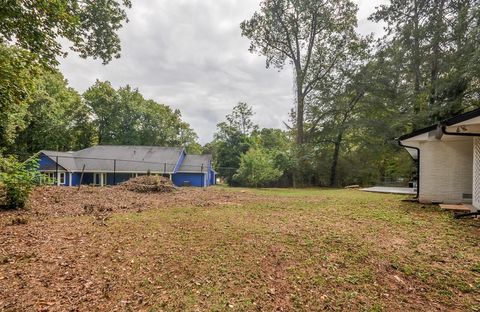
[398,141,420,199]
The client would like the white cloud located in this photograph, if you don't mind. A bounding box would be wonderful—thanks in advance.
[59,0,386,144]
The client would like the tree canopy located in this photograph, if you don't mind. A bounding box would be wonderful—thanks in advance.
[0,0,131,67]
[3,73,199,157]
[241,0,359,145]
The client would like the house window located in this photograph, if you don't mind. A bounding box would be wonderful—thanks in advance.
[58,172,65,185]
[42,172,55,184]
[42,172,65,185]
[93,173,107,186]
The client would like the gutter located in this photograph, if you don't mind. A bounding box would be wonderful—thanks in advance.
[441,125,480,137]
[398,140,420,199]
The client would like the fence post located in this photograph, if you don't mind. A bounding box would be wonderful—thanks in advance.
[113,159,117,185]
[201,164,205,187]
[55,156,59,186]
[164,163,166,175]
[78,164,86,191]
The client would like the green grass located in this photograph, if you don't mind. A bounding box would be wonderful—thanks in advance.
[99,188,480,310]
[1,188,479,311]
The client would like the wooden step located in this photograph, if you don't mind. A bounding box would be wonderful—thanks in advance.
[439,204,473,212]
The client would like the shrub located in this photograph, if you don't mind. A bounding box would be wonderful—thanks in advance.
[234,148,283,187]
[0,155,40,209]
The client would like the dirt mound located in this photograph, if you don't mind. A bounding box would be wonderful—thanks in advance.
[120,175,176,193]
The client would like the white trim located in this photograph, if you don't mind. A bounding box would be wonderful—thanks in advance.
[69,173,72,186]
[93,173,107,186]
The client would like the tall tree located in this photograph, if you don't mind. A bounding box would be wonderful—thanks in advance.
[241,0,358,145]
[83,80,120,144]
[306,37,369,186]
[0,0,132,67]
[226,102,258,135]
[0,44,39,147]
[83,80,199,148]
[14,70,96,154]
[212,103,257,184]
[371,0,480,125]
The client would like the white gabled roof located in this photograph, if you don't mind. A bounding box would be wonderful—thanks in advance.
[178,155,212,173]
[40,146,185,173]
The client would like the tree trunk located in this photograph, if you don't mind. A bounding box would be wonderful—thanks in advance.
[412,0,422,113]
[296,90,305,145]
[429,0,445,109]
[329,132,343,187]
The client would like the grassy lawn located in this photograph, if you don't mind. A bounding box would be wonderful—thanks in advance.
[1,187,479,311]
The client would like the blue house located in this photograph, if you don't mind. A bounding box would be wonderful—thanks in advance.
[38,145,216,187]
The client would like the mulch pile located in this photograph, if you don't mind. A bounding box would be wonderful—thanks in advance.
[119,175,176,193]
[0,184,266,219]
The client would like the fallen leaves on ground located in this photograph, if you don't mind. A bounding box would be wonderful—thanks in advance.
[0,187,478,311]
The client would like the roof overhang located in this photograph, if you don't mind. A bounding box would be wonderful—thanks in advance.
[398,107,480,143]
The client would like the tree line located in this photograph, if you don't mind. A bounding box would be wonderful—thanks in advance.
[1,0,479,190]
[2,69,199,157]
[229,0,480,187]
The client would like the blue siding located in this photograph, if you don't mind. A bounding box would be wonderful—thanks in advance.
[71,173,81,186]
[172,173,205,187]
[209,169,216,185]
[39,154,65,171]
[69,172,93,186]
[81,173,94,185]
[112,173,133,185]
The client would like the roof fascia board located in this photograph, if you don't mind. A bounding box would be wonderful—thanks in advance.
[398,108,480,141]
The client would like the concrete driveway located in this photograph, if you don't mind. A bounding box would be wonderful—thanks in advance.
[360,186,416,195]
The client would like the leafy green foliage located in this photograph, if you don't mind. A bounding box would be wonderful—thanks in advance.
[238,0,480,188]
[212,103,257,184]
[0,155,40,209]
[241,0,360,144]
[1,72,200,157]
[14,70,96,154]
[83,80,198,148]
[0,0,131,67]
[234,148,283,187]
[370,0,480,125]
[226,102,258,135]
[213,123,253,185]
[0,44,40,146]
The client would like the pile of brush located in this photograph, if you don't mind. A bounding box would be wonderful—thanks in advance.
[120,175,176,193]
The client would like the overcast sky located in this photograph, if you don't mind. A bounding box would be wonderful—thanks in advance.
[59,0,387,144]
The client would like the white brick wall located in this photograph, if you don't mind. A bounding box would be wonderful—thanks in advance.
[419,139,473,204]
